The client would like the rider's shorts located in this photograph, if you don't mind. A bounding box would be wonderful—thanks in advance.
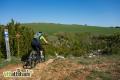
[31,38,43,53]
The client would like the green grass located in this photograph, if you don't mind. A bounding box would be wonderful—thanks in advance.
[87,70,112,80]
[71,54,120,65]
[0,57,21,68]
[22,23,120,35]
[68,54,120,80]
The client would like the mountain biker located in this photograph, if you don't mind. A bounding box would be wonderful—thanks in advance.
[31,32,48,61]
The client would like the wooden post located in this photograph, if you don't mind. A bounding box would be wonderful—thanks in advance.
[17,38,19,57]
[16,33,20,57]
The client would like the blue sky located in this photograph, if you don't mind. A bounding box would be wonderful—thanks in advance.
[0,0,120,27]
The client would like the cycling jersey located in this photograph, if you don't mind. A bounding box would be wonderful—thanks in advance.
[34,32,47,43]
[31,32,47,52]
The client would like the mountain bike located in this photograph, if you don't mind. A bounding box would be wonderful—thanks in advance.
[23,48,45,69]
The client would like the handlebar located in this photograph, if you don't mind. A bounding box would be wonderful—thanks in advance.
[41,43,48,45]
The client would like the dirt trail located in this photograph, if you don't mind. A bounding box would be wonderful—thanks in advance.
[0,59,54,80]
[31,59,54,79]
[0,64,22,74]
[0,58,118,80]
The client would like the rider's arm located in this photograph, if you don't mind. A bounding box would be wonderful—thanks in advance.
[40,36,48,43]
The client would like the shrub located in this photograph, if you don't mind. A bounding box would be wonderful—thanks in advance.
[46,32,92,57]
[0,19,34,59]
[91,33,120,55]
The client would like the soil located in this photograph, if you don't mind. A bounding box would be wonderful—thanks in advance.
[0,58,119,80]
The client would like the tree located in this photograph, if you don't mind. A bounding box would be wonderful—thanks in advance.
[0,19,34,59]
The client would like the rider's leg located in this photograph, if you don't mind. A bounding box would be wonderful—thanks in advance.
[36,47,41,62]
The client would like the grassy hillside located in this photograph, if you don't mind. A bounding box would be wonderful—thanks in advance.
[0,22,120,80]
[22,23,120,35]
